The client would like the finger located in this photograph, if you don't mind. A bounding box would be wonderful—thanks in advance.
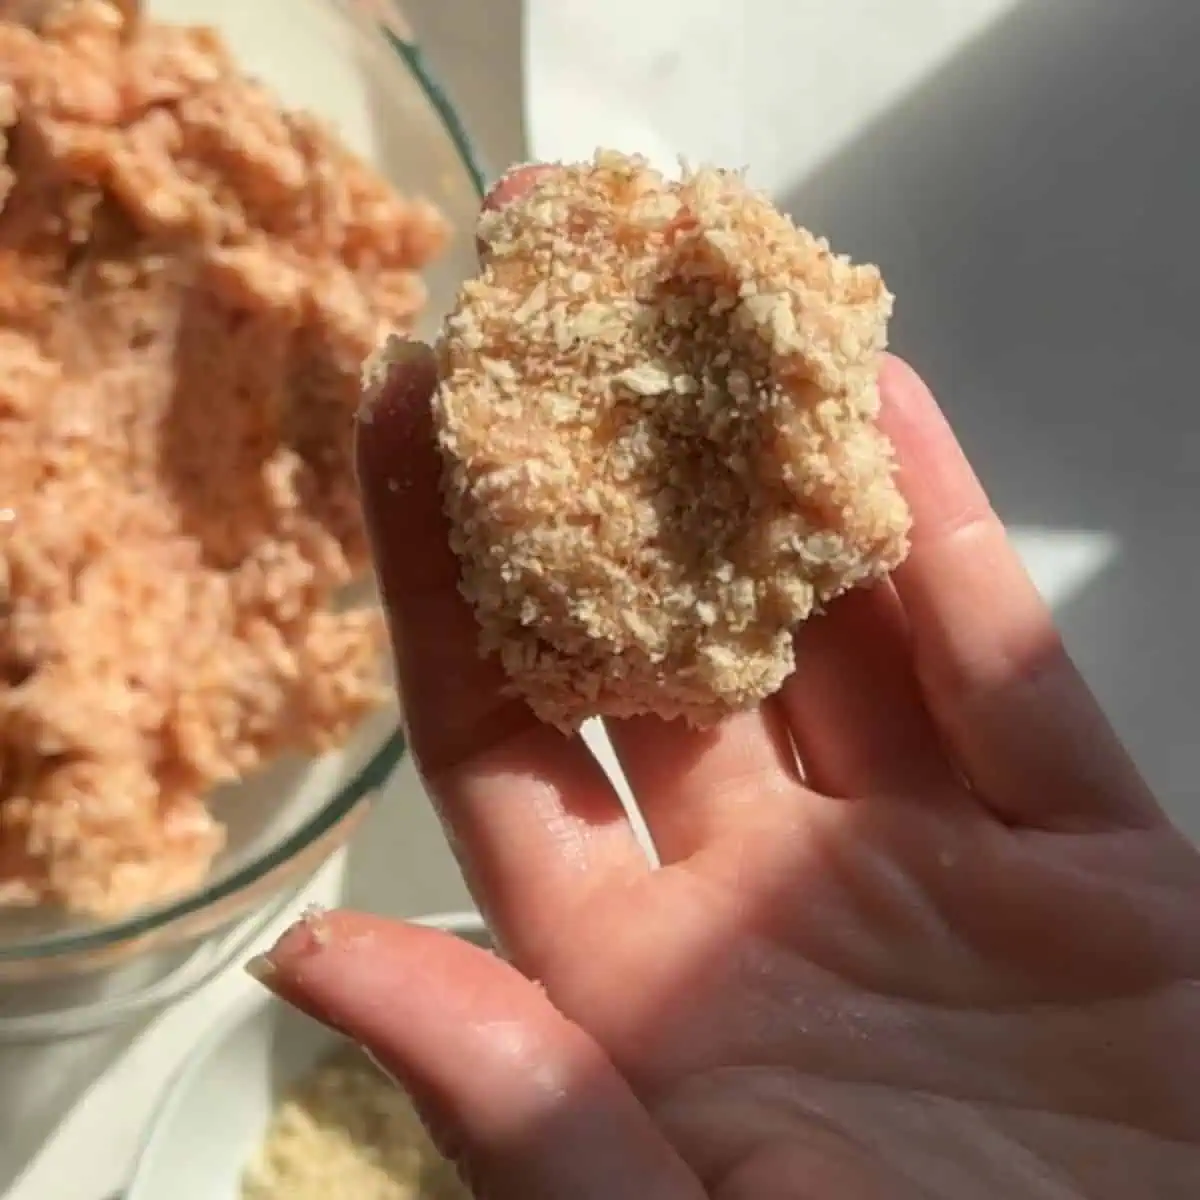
[485,164,554,213]
[878,355,1162,829]
[780,582,959,799]
[604,703,807,863]
[355,347,649,970]
[252,911,704,1200]
[478,164,554,255]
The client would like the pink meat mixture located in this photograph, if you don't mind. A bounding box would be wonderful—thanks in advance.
[0,0,449,918]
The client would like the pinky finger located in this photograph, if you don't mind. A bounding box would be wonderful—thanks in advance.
[878,356,1162,831]
[251,910,705,1200]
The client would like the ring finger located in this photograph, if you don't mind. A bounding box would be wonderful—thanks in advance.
[780,581,958,800]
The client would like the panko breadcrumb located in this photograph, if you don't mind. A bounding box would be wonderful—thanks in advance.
[0,0,449,917]
[242,1045,467,1200]
[432,150,910,731]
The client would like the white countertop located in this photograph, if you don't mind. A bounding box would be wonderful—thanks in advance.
[7,0,1200,1195]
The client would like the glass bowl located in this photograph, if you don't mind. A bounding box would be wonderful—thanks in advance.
[0,0,485,1036]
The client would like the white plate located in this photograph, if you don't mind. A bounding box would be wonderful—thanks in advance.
[126,912,487,1200]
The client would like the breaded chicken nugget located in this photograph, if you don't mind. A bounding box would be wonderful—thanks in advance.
[431,150,911,731]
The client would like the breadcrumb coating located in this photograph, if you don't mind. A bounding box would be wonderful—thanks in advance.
[0,0,448,917]
[433,150,910,731]
[242,1044,466,1200]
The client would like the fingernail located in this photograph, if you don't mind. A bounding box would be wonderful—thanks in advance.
[357,335,435,426]
[243,905,333,990]
[483,162,551,212]
[244,953,277,987]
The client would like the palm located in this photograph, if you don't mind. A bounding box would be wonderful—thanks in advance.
[546,801,1200,1198]
[262,254,1200,1197]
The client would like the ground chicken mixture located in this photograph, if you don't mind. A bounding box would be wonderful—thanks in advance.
[0,0,449,917]
[433,151,910,731]
[242,1044,467,1200]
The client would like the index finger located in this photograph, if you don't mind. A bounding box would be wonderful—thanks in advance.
[355,338,648,970]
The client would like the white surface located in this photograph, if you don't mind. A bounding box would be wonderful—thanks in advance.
[132,992,311,1200]
[7,0,1200,1195]
[525,0,1019,192]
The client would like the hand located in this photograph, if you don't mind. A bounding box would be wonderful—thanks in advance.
[253,177,1200,1199]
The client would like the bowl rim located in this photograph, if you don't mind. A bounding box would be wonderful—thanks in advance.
[0,20,487,965]
[126,910,489,1200]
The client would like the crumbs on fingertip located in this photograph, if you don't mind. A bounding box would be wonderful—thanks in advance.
[300,902,333,947]
[358,334,426,424]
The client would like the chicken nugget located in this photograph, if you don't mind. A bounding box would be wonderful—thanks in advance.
[430,149,910,732]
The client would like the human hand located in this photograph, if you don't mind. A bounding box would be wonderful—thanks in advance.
[251,174,1200,1199]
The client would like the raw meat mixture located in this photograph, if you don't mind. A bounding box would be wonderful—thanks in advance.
[0,0,448,917]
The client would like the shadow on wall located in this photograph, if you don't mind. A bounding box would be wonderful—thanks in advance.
[778,0,1200,832]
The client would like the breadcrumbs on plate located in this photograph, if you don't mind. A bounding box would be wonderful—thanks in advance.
[242,1045,468,1200]
[0,0,450,917]
[433,149,910,731]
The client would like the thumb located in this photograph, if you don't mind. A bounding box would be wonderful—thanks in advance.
[248,910,704,1200]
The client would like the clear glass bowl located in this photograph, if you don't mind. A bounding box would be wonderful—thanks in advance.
[0,0,485,1033]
